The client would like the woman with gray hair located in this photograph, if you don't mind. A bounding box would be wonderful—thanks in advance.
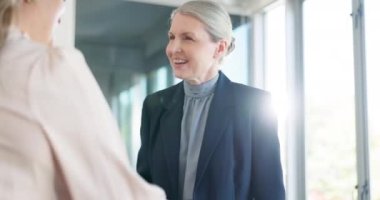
[137,0,285,199]
[0,0,166,199]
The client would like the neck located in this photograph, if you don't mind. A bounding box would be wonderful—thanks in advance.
[186,67,219,85]
[12,8,53,45]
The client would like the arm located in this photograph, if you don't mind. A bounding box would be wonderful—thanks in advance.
[137,97,152,182]
[251,93,285,200]
[29,47,165,199]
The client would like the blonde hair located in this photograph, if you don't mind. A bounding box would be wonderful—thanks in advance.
[171,0,235,55]
[0,0,17,47]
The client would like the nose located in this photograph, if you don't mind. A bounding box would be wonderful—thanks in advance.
[167,39,182,55]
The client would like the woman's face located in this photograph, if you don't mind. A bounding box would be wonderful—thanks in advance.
[166,13,226,85]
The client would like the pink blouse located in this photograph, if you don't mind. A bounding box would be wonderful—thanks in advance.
[0,29,165,200]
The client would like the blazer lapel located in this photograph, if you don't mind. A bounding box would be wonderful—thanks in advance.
[159,83,184,197]
[195,72,234,187]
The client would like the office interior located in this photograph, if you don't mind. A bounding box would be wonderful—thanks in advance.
[55,0,379,199]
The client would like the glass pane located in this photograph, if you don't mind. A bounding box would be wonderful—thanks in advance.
[223,23,250,85]
[364,1,380,199]
[118,76,147,166]
[264,4,287,189]
[303,0,357,199]
[148,66,169,94]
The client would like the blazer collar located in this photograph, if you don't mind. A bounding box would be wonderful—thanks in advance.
[160,82,184,199]
[195,71,234,187]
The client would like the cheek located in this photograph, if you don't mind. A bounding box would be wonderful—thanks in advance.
[197,48,215,62]
[165,45,171,57]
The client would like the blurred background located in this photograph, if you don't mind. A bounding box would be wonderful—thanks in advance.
[56,0,379,199]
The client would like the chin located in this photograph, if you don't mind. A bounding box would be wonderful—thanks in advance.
[173,70,186,80]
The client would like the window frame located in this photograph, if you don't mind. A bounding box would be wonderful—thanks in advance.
[250,0,371,199]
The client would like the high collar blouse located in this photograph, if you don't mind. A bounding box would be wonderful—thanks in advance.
[179,74,219,200]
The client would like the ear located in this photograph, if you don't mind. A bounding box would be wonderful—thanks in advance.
[213,39,228,59]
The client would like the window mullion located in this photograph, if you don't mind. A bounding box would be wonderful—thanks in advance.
[351,0,371,199]
[285,0,306,199]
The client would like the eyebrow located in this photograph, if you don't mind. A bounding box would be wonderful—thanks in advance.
[168,31,196,37]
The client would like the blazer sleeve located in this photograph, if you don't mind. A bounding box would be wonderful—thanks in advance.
[251,92,285,200]
[137,96,152,182]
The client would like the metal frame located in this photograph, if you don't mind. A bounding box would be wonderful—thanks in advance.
[250,13,266,89]
[351,0,371,199]
[284,0,306,199]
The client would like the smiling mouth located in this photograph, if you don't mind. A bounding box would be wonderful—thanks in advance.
[172,59,188,65]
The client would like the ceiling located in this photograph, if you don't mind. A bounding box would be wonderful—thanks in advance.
[74,0,252,80]
[74,0,254,97]
[75,0,253,48]
[75,0,174,47]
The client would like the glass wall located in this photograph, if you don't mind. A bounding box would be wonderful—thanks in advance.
[263,3,287,188]
[147,66,170,94]
[303,0,357,199]
[117,75,147,166]
[117,66,170,166]
[223,22,250,85]
[364,1,380,199]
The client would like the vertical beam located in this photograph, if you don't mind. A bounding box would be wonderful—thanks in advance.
[54,0,76,47]
[351,0,370,199]
[250,13,266,89]
[285,0,306,199]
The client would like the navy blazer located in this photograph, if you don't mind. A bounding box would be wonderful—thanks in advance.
[137,72,285,200]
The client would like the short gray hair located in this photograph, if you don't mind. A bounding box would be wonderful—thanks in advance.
[170,0,235,55]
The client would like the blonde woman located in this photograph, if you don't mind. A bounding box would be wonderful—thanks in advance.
[137,1,285,200]
[0,0,165,199]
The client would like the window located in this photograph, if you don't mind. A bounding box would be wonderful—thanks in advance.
[118,75,147,166]
[263,3,287,188]
[304,0,357,199]
[147,66,169,94]
[222,22,250,85]
[364,1,380,199]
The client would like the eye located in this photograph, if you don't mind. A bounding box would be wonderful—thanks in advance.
[184,36,194,41]
[168,34,174,40]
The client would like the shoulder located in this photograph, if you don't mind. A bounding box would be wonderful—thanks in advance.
[50,47,87,65]
[230,82,271,101]
[0,39,90,105]
[2,35,86,72]
[144,82,183,108]
[227,82,274,116]
[217,72,270,101]
[0,37,109,128]
[36,46,87,74]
